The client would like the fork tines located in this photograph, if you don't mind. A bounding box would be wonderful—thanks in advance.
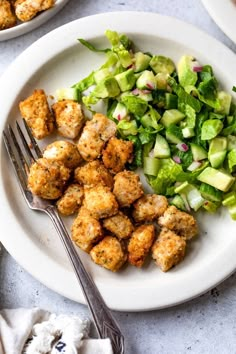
[3,120,42,191]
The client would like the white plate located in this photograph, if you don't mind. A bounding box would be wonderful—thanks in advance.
[0,0,70,41]
[202,0,236,44]
[1,12,236,312]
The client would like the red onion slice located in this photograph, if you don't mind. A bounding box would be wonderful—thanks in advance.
[173,155,181,164]
[176,143,189,152]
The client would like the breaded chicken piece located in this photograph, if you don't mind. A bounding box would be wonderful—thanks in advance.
[77,113,117,161]
[102,137,133,173]
[128,224,155,268]
[14,0,55,22]
[90,236,127,272]
[56,184,84,216]
[83,185,118,219]
[28,158,70,199]
[19,89,54,140]
[52,99,85,139]
[0,0,17,30]
[71,207,103,253]
[152,227,186,272]
[103,211,134,239]
[113,170,144,207]
[158,205,198,240]
[74,160,113,188]
[43,140,82,169]
[133,194,168,223]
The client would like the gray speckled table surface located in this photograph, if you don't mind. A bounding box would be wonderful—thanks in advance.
[1,1,236,353]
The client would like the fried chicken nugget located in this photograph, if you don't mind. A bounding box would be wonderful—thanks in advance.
[14,0,55,22]
[77,113,116,161]
[90,236,127,272]
[52,99,85,139]
[56,184,84,216]
[19,89,54,140]
[113,170,144,207]
[133,194,168,223]
[43,140,82,169]
[158,205,198,240]
[152,227,186,272]
[128,224,155,268]
[28,158,70,199]
[0,0,17,30]
[103,211,134,239]
[71,207,103,253]
[74,160,113,188]
[102,137,133,173]
[83,185,118,219]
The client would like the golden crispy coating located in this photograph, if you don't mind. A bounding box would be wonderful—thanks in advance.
[113,170,144,207]
[0,0,17,30]
[102,137,133,173]
[77,113,116,161]
[103,211,134,239]
[52,99,85,139]
[43,140,82,169]
[152,227,186,272]
[83,185,118,219]
[90,236,127,272]
[14,0,55,22]
[71,207,103,253]
[128,224,155,268]
[28,158,70,199]
[158,205,198,240]
[56,184,84,216]
[19,89,54,140]
[133,194,168,223]
[74,160,113,188]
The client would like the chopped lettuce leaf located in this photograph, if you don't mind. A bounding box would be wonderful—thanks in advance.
[168,77,202,113]
[73,71,95,91]
[78,38,110,53]
[117,120,138,136]
[227,149,236,172]
[147,158,183,195]
[121,95,148,117]
[185,104,196,128]
[138,126,156,145]
[177,55,198,88]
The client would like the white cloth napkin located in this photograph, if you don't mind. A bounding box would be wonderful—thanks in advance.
[0,308,113,354]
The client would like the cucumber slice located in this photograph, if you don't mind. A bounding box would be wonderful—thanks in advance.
[199,183,222,202]
[56,88,81,101]
[170,195,187,211]
[153,134,170,158]
[160,109,185,127]
[165,124,183,144]
[143,157,160,176]
[197,167,235,192]
[174,182,204,211]
[190,143,208,161]
[165,93,178,109]
[208,137,227,168]
[134,52,151,72]
[136,70,156,90]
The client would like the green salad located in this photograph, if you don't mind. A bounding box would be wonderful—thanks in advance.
[56,30,236,219]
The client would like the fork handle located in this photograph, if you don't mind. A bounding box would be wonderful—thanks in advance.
[45,205,124,354]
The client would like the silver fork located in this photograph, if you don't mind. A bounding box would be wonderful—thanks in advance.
[2,120,124,354]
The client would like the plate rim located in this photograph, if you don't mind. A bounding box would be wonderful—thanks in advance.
[201,0,236,45]
[0,0,70,41]
[1,11,236,311]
